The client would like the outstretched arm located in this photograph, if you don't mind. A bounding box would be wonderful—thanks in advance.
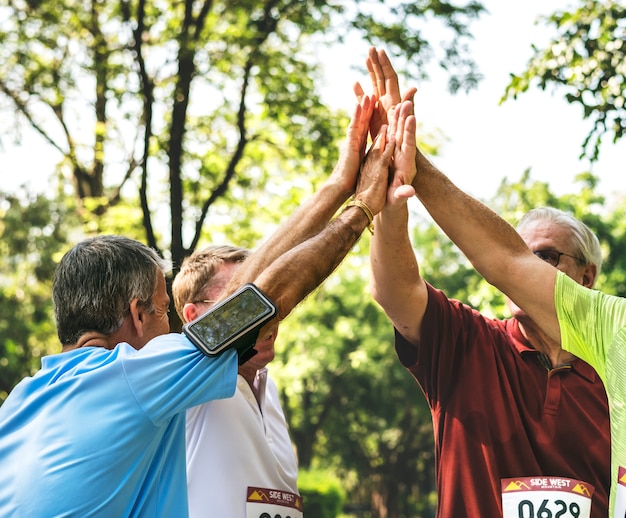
[228,96,375,290]
[364,47,561,351]
[253,123,395,323]
[412,150,560,344]
[358,48,426,345]
[370,101,427,345]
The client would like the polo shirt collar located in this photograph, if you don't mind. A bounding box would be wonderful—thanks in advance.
[506,318,600,383]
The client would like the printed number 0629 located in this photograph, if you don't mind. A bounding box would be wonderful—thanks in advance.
[518,499,580,518]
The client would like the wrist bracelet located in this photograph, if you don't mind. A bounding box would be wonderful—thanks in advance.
[346,199,374,235]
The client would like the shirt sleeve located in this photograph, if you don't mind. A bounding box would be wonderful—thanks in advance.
[555,271,626,383]
[121,333,238,425]
[395,283,501,407]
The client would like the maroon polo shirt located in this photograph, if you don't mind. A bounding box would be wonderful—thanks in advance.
[395,283,610,518]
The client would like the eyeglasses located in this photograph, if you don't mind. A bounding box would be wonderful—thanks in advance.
[190,299,216,305]
[533,249,582,267]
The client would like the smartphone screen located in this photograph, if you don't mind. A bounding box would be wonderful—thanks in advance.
[184,285,276,354]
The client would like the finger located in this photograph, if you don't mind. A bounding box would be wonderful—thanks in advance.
[402,87,418,114]
[402,87,418,102]
[348,101,362,134]
[386,104,398,144]
[399,99,414,118]
[369,47,386,98]
[393,183,416,201]
[359,94,371,111]
[354,81,365,103]
[357,96,372,151]
[402,112,417,153]
[366,48,379,98]
[371,123,388,153]
[395,100,414,148]
[393,101,405,148]
[355,99,364,117]
[378,49,400,100]
[360,95,374,126]
[381,132,396,162]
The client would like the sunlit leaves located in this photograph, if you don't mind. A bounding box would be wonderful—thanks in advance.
[0,186,79,404]
[1,0,486,268]
[503,0,626,161]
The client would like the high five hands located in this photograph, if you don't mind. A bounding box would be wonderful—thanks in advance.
[355,47,418,211]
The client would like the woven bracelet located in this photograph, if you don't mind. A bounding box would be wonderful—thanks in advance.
[346,199,374,235]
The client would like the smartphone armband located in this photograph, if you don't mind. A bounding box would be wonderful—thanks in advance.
[182,283,277,358]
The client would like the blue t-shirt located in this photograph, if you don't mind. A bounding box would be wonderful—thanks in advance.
[0,333,238,517]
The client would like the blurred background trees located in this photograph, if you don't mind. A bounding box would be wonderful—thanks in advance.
[502,0,626,161]
[0,0,484,310]
[1,0,625,516]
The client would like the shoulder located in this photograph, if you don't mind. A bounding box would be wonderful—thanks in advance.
[557,272,626,323]
[423,282,496,331]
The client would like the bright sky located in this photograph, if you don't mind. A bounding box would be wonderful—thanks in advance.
[3,0,624,207]
[322,0,626,206]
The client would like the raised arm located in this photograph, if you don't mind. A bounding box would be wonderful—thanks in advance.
[253,123,395,322]
[227,96,375,289]
[358,48,426,344]
[412,150,561,344]
[370,101,427,345]
[364,47,561,350]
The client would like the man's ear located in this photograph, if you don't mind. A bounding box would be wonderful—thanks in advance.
[183,303,203,324]
[128,298,145,338]
[582,263,598,289]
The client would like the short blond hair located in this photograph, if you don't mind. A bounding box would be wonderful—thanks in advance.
[172,245,249,321]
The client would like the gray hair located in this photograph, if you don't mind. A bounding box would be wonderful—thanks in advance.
[53,235,170,345]
[517,207,602,280]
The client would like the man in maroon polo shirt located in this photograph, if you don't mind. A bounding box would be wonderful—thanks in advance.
[361,48,610,517]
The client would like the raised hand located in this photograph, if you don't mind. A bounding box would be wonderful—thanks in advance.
[386,100,417,209]
[330,95,375,195]
[354,47,417,140]
[355,124,396,218]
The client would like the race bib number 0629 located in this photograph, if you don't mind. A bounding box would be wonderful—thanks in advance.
[501,476,594,518]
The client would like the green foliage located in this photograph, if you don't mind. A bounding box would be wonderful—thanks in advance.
[502,0,626,161]
[0,187,80,404]
[0,0,486,281]
[601,202,626,296]
[299,469,345,518]
[82,198,151,241]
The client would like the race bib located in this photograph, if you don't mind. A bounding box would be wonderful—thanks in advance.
[614,466,626,518]
[246,486,303,518]
[502,476,593,518]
